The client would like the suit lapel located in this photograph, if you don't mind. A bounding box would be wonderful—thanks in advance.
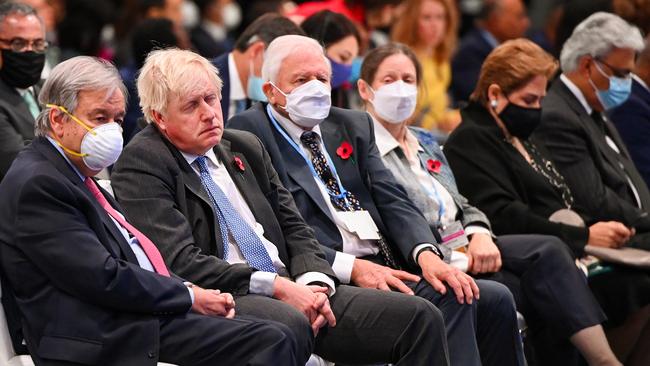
[319,118,364,198]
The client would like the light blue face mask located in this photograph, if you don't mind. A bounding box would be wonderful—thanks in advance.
[589,61,632,110]
[247,60,268,102]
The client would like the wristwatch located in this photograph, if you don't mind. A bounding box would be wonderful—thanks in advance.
[415,245,444,263]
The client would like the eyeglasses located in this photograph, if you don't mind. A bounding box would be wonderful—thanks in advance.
[0,37,48,53]
[595,58,631,79]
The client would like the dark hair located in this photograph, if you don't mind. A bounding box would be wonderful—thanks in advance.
[192,0,213,17]
[360,42,422,85]
[344,0,402,11]
[301,10,361,50]
[131,18,179,68]
[233,13,305,52]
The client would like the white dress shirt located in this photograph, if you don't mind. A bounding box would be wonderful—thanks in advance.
[270,107,379,283]
[560,74,643,208]
[181,148,335,295]
[227,53,247,120]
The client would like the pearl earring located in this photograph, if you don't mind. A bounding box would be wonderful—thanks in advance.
[490,100,498,109]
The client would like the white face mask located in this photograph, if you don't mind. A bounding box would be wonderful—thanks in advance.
[272,79,332,129]
[48,104,124,171]
[222,2,242,30]
[369,80,418,124]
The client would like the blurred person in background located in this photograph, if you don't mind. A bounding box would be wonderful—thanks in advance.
[214,13,304,121]
[609,37,650,189]
[451,0,530,105]
[392,0,460,137]
[190,0,235,59]
[0,2,46,182]
[18,0,59,77]
[360,40,624,366]
[302,10,361,108]
[56,0,115,61]
[119,17,179,144]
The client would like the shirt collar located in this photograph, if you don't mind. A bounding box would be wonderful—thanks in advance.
[16,86,34,97]
[228,53,246,101]
[632,73,650,92]
[371,115,424,157]
[201,19,227,42]
[180,147,221,169]
[46,136,85,181]
[269,105,323,145]
[560,73,593,114]
[479,29,499,49]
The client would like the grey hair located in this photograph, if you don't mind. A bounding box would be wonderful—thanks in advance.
[0,2,42,30]
[262,35,331,84]
[35,56,127,137]
[560,12,645,73]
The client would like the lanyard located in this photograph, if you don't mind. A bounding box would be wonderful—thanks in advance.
[266,104,351,208]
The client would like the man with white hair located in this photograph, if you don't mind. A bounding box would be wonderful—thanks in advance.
[111,48,447,366]
[534,12,650,249]
[0,55,302,365]
[230,34,525,366]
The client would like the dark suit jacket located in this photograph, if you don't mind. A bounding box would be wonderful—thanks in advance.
[450,29,495,105]
[228,104,440,269]
[444,102,590,256]
[111,125,335,295]
[535,79,650,232]
[191,25,232,59]
[213,53,232,120]
[0,137,192,365]
[0,79,41,181]
[609,78,650,190]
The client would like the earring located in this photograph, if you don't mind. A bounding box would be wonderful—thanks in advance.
[490,99,498,109]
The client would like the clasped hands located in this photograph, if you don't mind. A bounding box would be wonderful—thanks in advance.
[273,276,336,335]
[191,286,236,318]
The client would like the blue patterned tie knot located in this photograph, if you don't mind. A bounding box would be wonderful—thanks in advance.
[195,156,276,273]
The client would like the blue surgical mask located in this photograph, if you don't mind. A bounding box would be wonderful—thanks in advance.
[328,57,352,89]
[589,61,632,110]
[247,60,268,102]
[348,57,363,84]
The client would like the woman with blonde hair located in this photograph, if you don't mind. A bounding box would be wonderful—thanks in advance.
[391,0,460,135]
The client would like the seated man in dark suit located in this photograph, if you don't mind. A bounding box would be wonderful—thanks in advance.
[534,12,650,247]
[111,48,446,366]
[450,0,529,105]
[0,55,300,366]
[609,37,650,189]
[190,0,234,59]
[229,34,524,366]
[213,13,303,121]
[0,3,46,181]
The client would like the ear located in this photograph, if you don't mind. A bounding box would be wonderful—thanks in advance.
[48,107,66,138]
[263,81,277,104]
[487,83,502,105]
[151,110,167,132]
[247,41,266,59]
[357,79,372,102]
[577,55,593,77]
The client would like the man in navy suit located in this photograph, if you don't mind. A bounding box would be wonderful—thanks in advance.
[451,0,529,104]
[213,13,303,121]
[609,38,650,189]
[0,55,301,366]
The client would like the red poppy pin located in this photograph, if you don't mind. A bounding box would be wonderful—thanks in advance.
[427,159,441,174]
[336,141,353,160]
[233,156,245,172]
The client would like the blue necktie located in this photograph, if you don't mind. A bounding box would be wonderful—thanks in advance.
[195,156,276,273]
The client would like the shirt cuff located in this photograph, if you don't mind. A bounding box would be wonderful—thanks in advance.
[183,282,195,310]
[449,251,469,273]
[411,243,436,263]
[332,251,356,284]
[295,272,337,296]
[249,271,278,297]
[464,225,491,237]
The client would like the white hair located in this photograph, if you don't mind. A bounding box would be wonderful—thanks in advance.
[560,12,645,73]
[262,35,331,83]
[36,56,126,137]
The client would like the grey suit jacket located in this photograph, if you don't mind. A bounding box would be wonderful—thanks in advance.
[0,78,40,181]
[535,79,650,231]
[111,124,335,295]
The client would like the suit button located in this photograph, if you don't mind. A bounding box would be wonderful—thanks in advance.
[148,351,155,358]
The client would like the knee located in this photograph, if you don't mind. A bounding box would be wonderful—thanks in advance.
[281,308,313,341]
[412,296,446,328]
[477,280,516,319]
[536,236,575,264]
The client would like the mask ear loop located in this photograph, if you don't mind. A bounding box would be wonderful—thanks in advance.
[46,103,93,157]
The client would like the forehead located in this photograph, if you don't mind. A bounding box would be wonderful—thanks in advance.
[377,54,416,75]
[279,51,329,77]
[172,69,219,99]
[602,47,637,66]
[76,88,126,112]
[513,75,547,95]
[0,14,44,38]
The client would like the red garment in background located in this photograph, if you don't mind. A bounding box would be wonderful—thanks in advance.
[288,0,365,24]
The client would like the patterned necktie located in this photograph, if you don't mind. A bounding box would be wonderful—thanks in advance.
[299,131,399,269]
[21,89,40,119]
[195,156,276,273]
[84,178,170,276]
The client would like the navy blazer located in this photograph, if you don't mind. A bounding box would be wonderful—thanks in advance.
[450,29,495,105]
[609,78,650,189]
[213,53,232,120]
[228,104,440,269]
[0,138,191,365]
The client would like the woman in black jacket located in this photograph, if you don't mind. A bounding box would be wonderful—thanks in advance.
[445,38,650,366]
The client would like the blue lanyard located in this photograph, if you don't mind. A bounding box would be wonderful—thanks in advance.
[266,104,351,207]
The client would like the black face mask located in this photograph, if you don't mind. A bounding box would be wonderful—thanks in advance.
[0,49,45,88]
[498,102,542,140]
